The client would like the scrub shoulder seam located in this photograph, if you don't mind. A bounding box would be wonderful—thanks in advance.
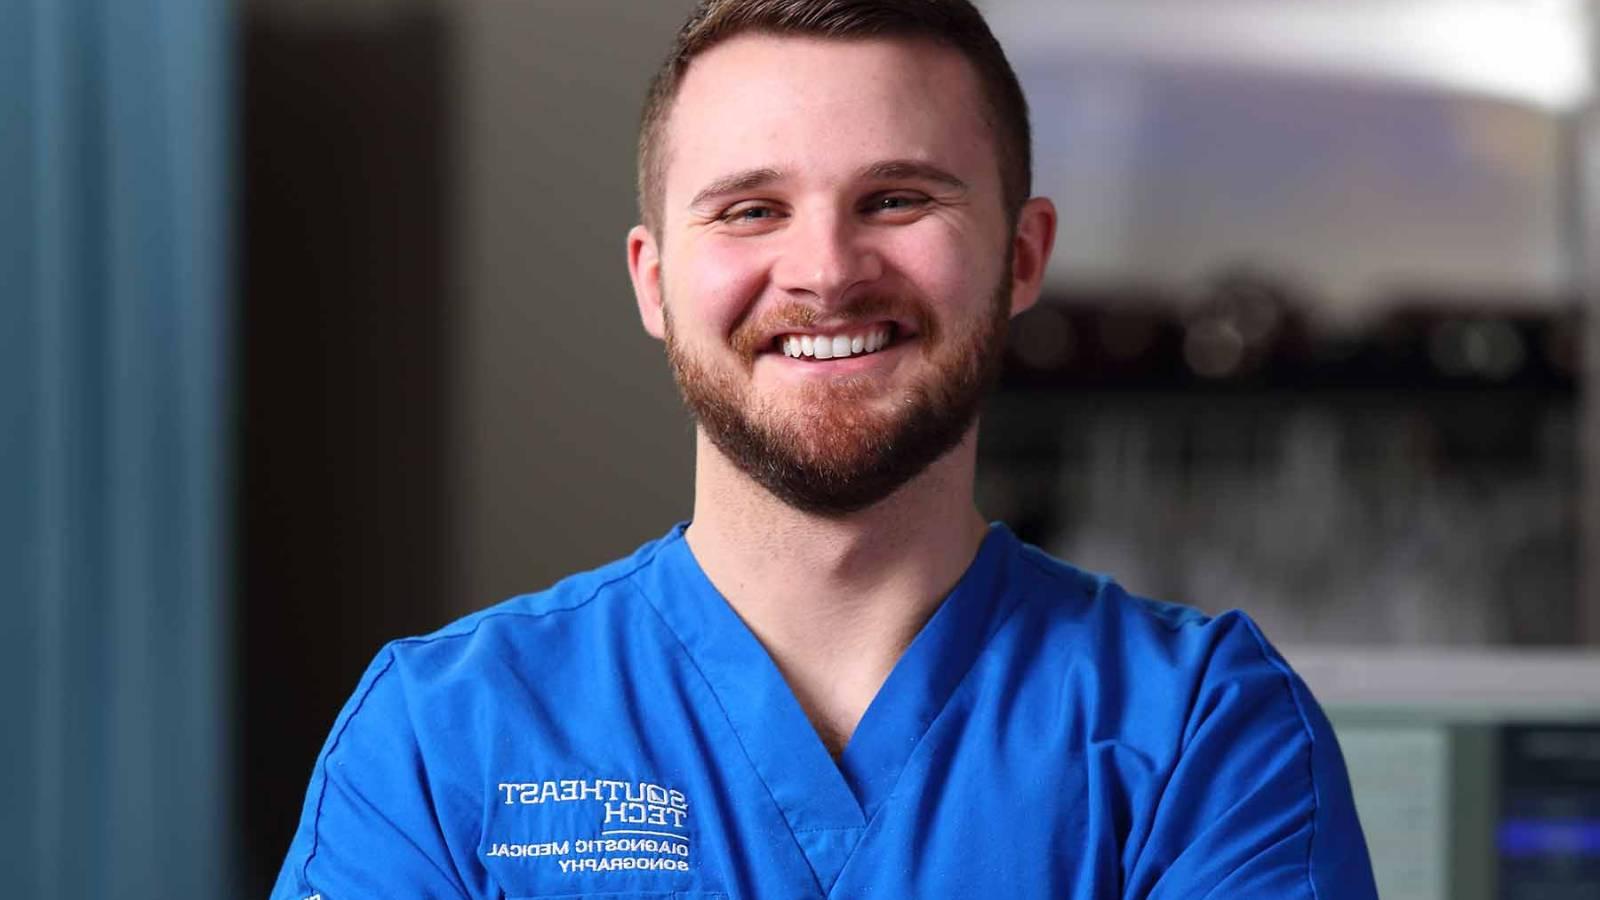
[388,537,674,650]
[1016,547,1212,633]
[1014,545,1102,604]
[301,648,400,891]
[1236,613,1323,900]
[298,540,673,894]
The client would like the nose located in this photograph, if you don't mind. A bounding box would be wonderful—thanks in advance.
[770,209,883,305]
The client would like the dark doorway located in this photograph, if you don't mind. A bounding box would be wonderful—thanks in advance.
[236,7,456,891]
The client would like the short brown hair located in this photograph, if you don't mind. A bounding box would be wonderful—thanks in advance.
[636,0,1032,234]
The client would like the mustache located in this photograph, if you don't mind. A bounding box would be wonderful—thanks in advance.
[730,294,932,358]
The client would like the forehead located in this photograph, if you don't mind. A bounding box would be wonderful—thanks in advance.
[660,34,1000,211]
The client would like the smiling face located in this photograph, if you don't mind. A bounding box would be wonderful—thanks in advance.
[628,34,1054,515]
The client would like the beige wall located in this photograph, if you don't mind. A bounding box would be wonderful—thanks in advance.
[450,0,699,614]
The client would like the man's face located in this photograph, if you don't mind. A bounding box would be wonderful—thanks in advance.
[632,34,1037,515]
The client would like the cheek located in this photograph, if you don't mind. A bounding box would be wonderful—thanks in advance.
[666,239,772,336]
[885,227,998,316]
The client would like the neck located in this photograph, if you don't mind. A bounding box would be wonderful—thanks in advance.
[684,429,990,755]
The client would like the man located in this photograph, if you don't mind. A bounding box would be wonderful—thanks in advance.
[274,1,1379,897]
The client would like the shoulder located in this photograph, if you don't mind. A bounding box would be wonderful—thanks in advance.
[269,531,688,900]
[1008,534,1259,669]
[1005,534,1318,747]
[1004,538,1374,895]
[366,525,685,698]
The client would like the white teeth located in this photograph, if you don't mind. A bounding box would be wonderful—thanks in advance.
[780,326,894,361]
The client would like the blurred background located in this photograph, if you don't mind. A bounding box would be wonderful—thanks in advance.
[4,0,1599,896]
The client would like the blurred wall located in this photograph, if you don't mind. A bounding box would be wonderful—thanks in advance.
[449,0,698,616]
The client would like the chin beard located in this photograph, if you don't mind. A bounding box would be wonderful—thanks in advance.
[663,280,1012,517]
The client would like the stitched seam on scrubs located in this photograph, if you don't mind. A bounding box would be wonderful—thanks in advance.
[1238,615,1322,900]
[298,545,668,894]
[1027,544,1211,634]
[633,586,831,895]
[633,587,807,814]
[303,649,399,891]
[1016,550,1114,611]
[840,541,1041,839]
[390,541,671,646]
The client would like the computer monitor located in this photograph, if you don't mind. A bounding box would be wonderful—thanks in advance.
[1290,648,1600,900]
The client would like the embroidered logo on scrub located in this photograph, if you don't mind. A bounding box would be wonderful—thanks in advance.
[490,778,692,875]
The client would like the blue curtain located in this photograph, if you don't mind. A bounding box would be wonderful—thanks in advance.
[0,0,234,895]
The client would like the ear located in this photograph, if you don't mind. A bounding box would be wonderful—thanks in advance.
[1006,197,1057,318]
[628,224,666,340]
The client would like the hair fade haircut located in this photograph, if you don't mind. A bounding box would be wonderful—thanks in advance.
[636,0,1033,235]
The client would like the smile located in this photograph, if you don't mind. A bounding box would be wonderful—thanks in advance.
[775,324,895,360]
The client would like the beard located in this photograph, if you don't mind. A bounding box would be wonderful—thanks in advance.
[663,271,1013,517]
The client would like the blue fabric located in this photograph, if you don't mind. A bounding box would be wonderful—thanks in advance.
[274,523,1377,899]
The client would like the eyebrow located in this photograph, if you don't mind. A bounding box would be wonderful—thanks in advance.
[687,159,969,209]
[859,159,968,192]
[690,168,784,208]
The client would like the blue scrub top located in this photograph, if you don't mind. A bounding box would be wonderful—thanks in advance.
[273,523,1377,899]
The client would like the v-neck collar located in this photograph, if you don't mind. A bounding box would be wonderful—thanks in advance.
[641,522,1022,893]
[834,525,1018,819]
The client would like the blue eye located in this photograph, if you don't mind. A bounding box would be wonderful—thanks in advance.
[869,193,930,214]
[721,204,781,224]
